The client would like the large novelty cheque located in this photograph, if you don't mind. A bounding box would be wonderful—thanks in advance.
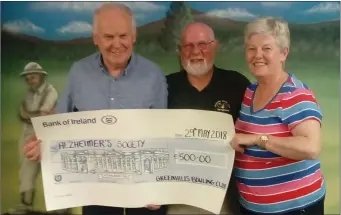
[31,109,236,214]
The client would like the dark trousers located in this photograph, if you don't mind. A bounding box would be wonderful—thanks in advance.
[240,197,324,215]
[82,205,167,215]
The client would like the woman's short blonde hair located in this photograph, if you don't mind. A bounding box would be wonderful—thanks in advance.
[244,17,290,51]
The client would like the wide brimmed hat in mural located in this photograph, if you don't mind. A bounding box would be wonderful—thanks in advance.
[20,62,48,76]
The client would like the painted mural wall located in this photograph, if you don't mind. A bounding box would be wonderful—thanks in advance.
[1,1,340,214]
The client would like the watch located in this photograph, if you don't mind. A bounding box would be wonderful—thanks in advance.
[259,135,269,149]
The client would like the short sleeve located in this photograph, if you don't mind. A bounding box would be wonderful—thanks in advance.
[39,86,58,112]
[281,88,322,130]
[55,63,77,114]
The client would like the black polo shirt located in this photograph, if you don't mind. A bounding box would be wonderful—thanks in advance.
[166,66,251,122]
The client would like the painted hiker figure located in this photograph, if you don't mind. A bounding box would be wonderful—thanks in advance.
[8,62,65,214]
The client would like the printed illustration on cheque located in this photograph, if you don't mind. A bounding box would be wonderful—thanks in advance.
[59,149,170,175]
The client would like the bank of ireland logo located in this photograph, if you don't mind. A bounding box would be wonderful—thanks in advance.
[54,175,62,182]
[101,115,117,125]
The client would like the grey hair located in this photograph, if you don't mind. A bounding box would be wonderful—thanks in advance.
[244,16,290,51]
[92,2,136,34]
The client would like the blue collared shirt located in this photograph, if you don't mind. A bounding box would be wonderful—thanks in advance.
[56,52,168,113]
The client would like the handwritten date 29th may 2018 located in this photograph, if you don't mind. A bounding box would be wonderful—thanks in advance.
[183,128,227,140]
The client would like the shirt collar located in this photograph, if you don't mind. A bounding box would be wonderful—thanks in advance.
[32,81,47,94]
[97,52,135,78]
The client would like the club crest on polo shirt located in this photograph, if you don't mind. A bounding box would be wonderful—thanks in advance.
[214,100,231,113]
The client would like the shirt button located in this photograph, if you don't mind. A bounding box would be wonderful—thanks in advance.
[111,98,114,101]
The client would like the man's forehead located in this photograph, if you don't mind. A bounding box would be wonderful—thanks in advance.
[182,31,211,43]
[97,20,132,33]
[97,9,131,22]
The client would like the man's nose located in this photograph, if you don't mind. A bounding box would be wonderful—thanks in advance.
[189,43,202,55]
[111,37,121,48]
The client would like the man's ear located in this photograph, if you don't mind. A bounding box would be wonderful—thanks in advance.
[93,33,98,46]
[213,39,220,52]
[214,39,219,47]
[132,31,137,44]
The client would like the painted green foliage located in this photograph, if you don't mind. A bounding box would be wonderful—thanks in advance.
[159,2,195,51]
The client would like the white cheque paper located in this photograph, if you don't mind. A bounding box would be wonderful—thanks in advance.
[31,109,236,214]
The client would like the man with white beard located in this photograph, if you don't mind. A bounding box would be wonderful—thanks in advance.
[166,22,250,215]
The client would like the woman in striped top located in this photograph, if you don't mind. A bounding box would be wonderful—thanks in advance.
[230,17,326,215]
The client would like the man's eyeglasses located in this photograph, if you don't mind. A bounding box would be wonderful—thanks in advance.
[179,40,215,52]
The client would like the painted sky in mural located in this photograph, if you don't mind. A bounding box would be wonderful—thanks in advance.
[1,1,340,40]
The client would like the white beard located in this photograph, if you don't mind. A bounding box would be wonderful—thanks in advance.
[184,59,211,77]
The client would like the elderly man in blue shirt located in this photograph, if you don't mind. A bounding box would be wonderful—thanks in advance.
[23,3,167,215]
